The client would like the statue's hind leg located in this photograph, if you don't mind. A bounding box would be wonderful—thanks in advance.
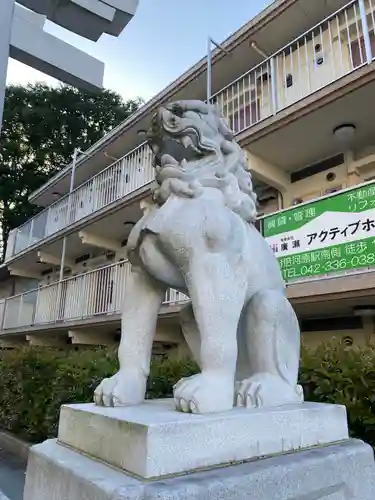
[236,289,304,409]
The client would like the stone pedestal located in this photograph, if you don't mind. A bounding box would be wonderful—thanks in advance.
[58,399,348,478]
[23,400,375,500]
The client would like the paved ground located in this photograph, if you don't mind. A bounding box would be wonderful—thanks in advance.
[0,449,26,500]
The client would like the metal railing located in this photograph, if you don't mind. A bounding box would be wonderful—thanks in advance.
[5,0,375,261]
[212,0,373,130]
[0,299,5,332]
[0,262,189,332]
[5,143,154,261]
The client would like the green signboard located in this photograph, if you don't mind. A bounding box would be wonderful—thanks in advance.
[260,182,375,283]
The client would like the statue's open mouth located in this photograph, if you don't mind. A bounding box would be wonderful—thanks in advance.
[147,107,213,171]
[150,131,206,170]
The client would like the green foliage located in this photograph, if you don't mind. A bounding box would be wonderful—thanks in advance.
[0,83,143,261]
[0,343,374,445]
[0,347,117,441]
[300,342,375,447]
[147,357,198,399]
[0,347,198,442]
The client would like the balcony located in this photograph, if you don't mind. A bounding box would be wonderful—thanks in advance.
[212,0,375,131]
[5,144,154,261]
[5,0,375,262]
[0,261,188,333]
[3,170,375,333]
[1,239,375,335]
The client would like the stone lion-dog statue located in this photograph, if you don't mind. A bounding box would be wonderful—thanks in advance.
[94,100,304,414]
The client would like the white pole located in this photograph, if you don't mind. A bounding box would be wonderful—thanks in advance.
[358,0,372,64]
[59,148,79,281]
[207,37,231,104]
[207,36,212,103]
[0,0,15,134]
[270,57,278,115]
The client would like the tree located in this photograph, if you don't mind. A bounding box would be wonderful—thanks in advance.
[0,83,143,262]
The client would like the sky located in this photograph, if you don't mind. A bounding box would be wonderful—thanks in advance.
[6,0,272,102]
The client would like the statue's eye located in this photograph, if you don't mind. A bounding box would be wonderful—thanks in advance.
[171,104,184,117]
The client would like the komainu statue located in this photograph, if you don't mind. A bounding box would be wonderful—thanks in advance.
[94,100,304,414]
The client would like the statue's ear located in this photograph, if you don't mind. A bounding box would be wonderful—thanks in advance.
[168,100,210,115]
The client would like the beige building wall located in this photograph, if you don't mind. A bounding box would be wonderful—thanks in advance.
[0,275,37,299]
[285,161,348,206]
[284,147,375,208]
[253,146,375,215]
[258,197,279,215]
[302,326,373,349]
[0,279,13,300]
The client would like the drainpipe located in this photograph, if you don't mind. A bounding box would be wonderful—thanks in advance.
[58,146,110,281]
[277,190,284,210]
[56,148,79,321]
[59,147,79,281]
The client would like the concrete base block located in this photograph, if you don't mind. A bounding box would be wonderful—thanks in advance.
[57,399,349,478]
[24,438,375,500]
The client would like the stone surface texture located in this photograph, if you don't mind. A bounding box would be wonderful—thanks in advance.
[23,439,375,500]
[58,399,349,479]
[94,100,304,414]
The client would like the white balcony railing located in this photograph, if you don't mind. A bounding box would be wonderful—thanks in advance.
[0,262,189,332]
[5,0,375,261]
[6,143,154,260]
[0,299,5,332]
[212,0,374,131]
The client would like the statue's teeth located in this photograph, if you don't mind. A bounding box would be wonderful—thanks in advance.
[161,154,178,166]
[181,136,192,148]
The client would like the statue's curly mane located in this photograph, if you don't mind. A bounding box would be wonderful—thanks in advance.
[150,101,258,224]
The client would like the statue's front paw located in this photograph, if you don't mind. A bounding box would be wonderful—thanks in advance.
[94,370,146,407]
[173,372,234,414]
[236,373,304,409]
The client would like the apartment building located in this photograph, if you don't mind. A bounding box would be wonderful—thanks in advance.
[1,0,375,351]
